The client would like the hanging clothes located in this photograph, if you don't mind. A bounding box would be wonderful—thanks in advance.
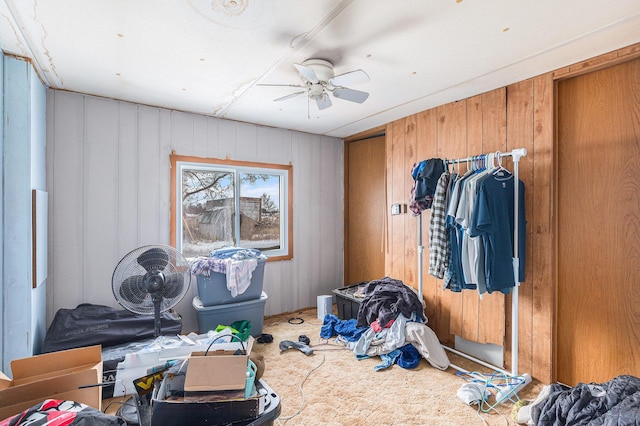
[456,156,494,296]
[433,154,526,295]
[428,170,451,279]
[444,171,476,292]
[469,169,526,293]
[442,173,463,290]
[409,158,445,215]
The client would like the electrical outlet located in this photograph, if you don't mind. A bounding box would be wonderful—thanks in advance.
[391,203,401,215]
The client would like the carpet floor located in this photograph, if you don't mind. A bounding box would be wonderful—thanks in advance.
[252,307,544,426]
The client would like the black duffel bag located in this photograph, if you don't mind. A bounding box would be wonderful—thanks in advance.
[41,303,183,353]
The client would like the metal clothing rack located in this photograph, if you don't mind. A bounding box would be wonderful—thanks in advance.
[416,148,527,378]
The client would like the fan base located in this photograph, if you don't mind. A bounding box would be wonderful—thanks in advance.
[301,58,334,82]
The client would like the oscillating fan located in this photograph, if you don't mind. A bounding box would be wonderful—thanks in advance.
[112,245,191,337]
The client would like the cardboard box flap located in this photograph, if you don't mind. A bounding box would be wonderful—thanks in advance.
[10,345,102,386]
[0,369,99,407]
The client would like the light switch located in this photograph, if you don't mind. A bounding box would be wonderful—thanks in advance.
[391,203,401,215]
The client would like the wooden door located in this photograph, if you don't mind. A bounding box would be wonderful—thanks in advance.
[557,58,640,385]
[345,136,386,285]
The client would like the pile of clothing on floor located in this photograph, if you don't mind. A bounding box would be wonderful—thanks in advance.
[515,374,640,425]
[320,277,450,371]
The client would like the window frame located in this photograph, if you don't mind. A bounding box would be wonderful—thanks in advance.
[170,154,293,261]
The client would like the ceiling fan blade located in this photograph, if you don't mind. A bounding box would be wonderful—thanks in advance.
[329,69,369,87]
[294,63,319,84]
[274,91,306,102]
[333,87,369,104]
[315,93,332,110]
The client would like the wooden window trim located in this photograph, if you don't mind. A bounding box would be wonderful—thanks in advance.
[170,153,293,262]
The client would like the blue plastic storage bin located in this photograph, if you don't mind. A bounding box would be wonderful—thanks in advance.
[197,258,266,306]
[193,292,268,337]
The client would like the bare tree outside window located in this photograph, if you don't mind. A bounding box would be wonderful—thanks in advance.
[171,155,292,261]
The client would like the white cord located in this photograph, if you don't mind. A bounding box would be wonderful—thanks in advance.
[276,354,326,425]
[474,403,508,426]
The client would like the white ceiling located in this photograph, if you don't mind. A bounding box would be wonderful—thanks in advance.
[1,0,639,138]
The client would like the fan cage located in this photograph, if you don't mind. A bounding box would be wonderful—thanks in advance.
[112,245,191,316]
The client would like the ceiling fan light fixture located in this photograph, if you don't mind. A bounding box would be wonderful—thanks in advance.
[309,83,325,99]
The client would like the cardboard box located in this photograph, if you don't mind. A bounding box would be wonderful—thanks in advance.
[0,345,103,420]
[184,336,254,392]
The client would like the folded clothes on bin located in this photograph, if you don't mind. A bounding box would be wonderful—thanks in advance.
[190,256,228,277]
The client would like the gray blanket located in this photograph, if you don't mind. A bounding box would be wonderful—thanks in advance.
[532,375,640,425]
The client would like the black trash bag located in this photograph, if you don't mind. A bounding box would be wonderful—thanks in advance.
[41,303,182,354]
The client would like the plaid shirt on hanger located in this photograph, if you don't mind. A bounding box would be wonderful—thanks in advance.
[429,171,451,279]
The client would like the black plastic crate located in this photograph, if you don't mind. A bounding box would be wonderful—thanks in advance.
[332,282,368,320]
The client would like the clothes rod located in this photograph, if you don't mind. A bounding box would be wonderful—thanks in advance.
[444,148,527,165]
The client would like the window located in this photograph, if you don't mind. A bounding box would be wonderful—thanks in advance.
[170,154,292,261]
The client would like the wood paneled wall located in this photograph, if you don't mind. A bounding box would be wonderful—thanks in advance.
[383,43,640,382]
[385,78,554,382]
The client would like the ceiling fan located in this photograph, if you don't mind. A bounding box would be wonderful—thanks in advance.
[259,58,370,113]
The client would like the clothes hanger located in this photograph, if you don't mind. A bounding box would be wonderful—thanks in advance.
[493,150,512,177]
[462,157,475,178]
[486,153,495,171]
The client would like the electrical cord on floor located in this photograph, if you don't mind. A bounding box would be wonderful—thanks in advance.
[276,354,326,425]
[473,396,509,426]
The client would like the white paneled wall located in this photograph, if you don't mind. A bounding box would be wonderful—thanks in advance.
[46,90,344,333]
